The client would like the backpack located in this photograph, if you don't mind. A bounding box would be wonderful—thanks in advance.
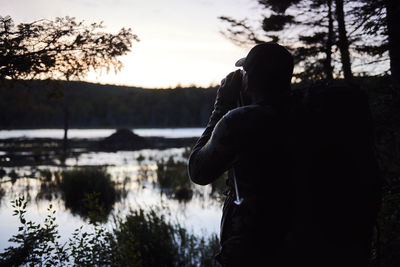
[288,82,382,264]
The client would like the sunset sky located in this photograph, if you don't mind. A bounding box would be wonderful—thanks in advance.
[3,0,263,88]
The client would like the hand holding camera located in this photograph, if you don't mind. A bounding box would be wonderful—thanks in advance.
[215,69,244,111]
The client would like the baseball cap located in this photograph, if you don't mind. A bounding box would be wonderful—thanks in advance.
[235,42,293,75]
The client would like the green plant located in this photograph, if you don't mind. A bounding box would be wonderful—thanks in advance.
[136,154,152,182]
[59,166,120,220]
[0,196,221,266]
[0,196,68,266]
[156,156,193,202]
[114,207,220,267]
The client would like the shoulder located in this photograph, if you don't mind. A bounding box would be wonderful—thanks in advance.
[212,104,277,142]
[223,104,276,122]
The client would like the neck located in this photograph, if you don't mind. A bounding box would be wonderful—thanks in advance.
[250,93,287,107]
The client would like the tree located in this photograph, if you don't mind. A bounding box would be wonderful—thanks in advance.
[219,0,343,81]
[334,0,353,82]
[219,0,390,83]
[385,0,400,91]
[0,16,139,152]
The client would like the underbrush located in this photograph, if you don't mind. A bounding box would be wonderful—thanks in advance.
[0,195,220,267]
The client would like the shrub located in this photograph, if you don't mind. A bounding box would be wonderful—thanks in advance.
[0,195,221,267]
[156,156,193,202]
[59,166,119,220]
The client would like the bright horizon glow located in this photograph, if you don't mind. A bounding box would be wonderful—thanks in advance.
[3,0,262,88]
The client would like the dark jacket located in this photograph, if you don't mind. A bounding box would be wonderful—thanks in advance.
[189,100,294,266]
[189,84,382,267]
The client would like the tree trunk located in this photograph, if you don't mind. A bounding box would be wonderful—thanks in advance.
[325,0,334,81]
[385,0,400,91]
[62,92,69,154]
[335,0,353,83]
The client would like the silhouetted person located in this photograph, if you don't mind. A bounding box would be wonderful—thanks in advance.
[189,43,295,266]
[188,42,382,267]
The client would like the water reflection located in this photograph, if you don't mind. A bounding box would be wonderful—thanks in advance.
[0,147,227,251]
[0,128,203,139]
[60,167,126,221]
[156,156,193,202]
[36,169,59,202]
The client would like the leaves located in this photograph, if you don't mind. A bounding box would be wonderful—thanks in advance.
[1,195,220,266]
[0,16,139,81]
[262,14,295,32]
[220,0,390,81]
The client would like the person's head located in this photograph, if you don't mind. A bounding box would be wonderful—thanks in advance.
[235,42,294,102]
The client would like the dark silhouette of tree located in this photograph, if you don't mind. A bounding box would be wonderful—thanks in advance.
[343,0,399,88]
[347,0,388,74]
[0,16,139,152]
[345,0,399,89]
[385,0,400,91]
[291,0,336,81]
[219,0,392,83]
[219,0,342,81]
[334,0,353,82]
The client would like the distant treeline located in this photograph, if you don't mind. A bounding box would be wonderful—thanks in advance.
[0,80,217,129]
[0,77,395,131]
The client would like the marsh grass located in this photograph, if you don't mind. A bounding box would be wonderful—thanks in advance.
[59,166,120,221]
[157,156,193,202]
[36,166,124,220]
[0,195,221,267]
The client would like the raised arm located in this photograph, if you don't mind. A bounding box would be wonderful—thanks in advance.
[188,70,242,185]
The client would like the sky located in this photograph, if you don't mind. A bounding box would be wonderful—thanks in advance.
[3,0,263,88]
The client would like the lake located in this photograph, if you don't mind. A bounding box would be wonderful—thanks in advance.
[0,128,224,253]
[0,128,204,139]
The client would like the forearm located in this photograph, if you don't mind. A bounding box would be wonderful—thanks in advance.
[188,70,242,185]
[189,108,230,185]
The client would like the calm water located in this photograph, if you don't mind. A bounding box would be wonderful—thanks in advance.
[0,128,223,253]
[0,128,203,139]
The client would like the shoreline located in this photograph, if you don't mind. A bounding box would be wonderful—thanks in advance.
[0,136,197,167]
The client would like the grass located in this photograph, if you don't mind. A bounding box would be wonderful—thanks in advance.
[156,156,194,202]
[59,166,120,221]
[0,195,221,267]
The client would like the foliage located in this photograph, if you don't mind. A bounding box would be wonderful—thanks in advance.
[0,195,220,267]
[219,0,390,81]
[36,169,60,201]
[0,196,68,266]
[0,80,216,128]
[115,207,220,267]
[157,156,193,202]
[135,153,153,183]
[59,166,119,220]
[0,16,138,81]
